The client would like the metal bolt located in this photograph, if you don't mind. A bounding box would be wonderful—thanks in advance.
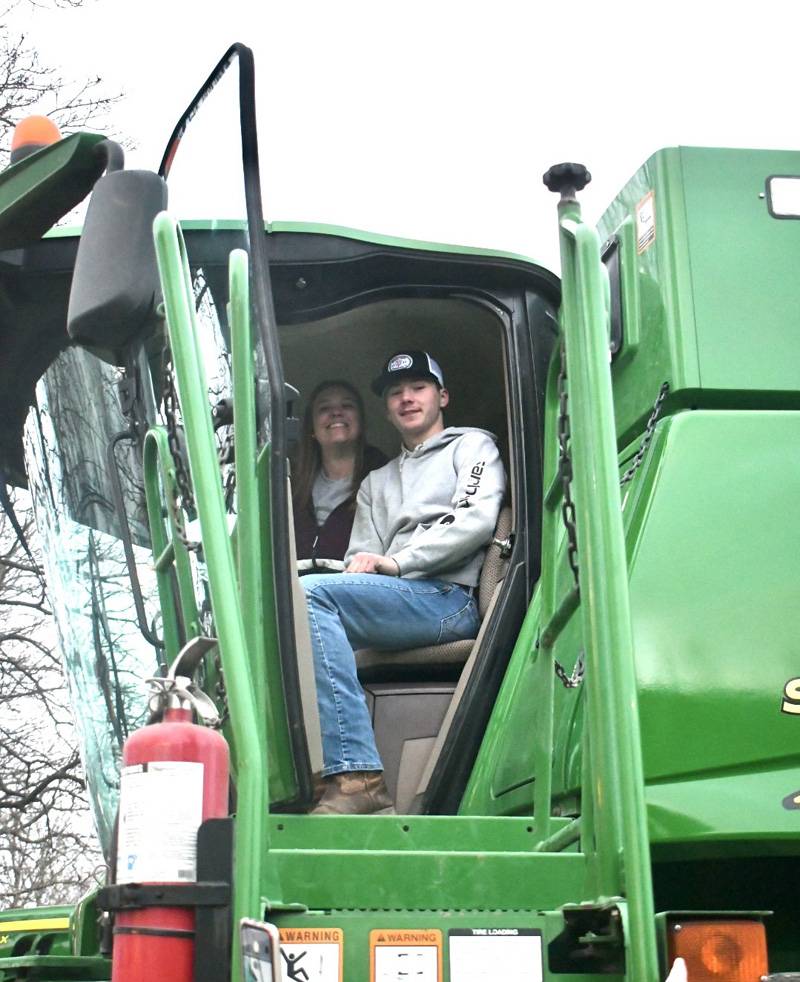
[295,277,308,290]
[673,924,682,933]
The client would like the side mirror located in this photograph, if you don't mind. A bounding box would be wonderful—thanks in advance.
[67,152,168,363]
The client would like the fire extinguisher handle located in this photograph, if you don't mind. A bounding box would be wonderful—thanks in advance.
[146,675,221,727]
[170,636,218,678]
[146,675,220,726]
[145,636,223,726]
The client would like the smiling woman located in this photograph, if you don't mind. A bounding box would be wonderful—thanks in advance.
[292,380,387,563]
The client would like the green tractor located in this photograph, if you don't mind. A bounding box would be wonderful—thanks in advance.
[1,43,798,982]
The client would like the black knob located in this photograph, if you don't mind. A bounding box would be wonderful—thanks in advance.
[543,162,592,197]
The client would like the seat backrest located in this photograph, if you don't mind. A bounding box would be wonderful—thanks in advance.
[478,505,512,618]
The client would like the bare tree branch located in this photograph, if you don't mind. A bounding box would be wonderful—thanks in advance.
[0,4,123,162]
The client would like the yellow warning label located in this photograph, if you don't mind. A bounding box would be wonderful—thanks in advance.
[278,927,343,981]
[370,928,442,982]
[279,927,343,944]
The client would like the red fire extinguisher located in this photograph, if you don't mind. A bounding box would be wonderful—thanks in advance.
[112,646,229,982]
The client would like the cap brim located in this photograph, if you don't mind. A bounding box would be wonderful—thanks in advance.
[371,370,440,397]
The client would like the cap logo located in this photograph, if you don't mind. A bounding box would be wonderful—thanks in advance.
[389,354,413,372]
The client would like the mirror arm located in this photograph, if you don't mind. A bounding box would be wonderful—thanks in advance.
[94,138,125,175]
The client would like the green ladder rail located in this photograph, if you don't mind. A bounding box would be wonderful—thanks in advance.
[151,213,274,982]
[546,168,658,982]
[143,425,202,665]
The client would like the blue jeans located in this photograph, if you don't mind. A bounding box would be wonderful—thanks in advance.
[301,573,480,776]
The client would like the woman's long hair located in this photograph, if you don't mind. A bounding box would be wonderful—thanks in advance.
[292,379,368,516]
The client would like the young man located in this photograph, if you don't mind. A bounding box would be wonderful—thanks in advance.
[302,350,506,814]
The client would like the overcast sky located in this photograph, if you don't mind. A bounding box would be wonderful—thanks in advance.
[21,0,800,272]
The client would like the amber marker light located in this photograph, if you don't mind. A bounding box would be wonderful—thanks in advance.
[10,115,62,164]
[667,919,768,982]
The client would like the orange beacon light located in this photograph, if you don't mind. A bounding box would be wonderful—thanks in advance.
[10,115,62,164]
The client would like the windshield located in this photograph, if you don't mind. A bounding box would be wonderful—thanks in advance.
[24,347,160,854]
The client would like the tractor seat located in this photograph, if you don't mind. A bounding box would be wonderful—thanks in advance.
[355,506,512,681]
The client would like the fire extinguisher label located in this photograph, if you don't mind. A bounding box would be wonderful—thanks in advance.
[117,761,204,884]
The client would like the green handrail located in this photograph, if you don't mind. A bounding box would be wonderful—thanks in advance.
[532,356,561,841]
[556,196,658,981]
[229,250,285,898]
[229,250,267,747]
[152,213,269,980]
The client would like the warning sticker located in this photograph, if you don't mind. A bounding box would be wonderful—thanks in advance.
[449,929,542,981]
[370,929,442,982]
[278,927,343,982]
[636,191,656,253]
[116,761,204,884]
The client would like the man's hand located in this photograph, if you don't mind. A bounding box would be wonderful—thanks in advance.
[345,552,400,576]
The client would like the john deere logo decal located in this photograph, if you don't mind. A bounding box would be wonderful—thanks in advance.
[781,677,800,715]
[389,354,413,372]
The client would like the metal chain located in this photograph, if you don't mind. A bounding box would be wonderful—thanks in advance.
[162,358,201,551]
[212,644,230,729]
[554,650,585,688]
[212,400,237,513]
[556,344,580,592]
[162,359,240,547]
[198,558,231,730]
[620,382,670,486]
[551,364,668,691]
[196,600,229,728]
[221,458,236,512]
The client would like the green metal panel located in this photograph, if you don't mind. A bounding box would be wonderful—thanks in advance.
[598,147,800,449]
[626,410,800,788]
[0,907,72,959]
[647,762,800,848]
[267,815,586,911]
[679,148,800,393]
[597,149,697,446]
[465,408,800,856]
[0,904,111,981]
[0,955,109,980]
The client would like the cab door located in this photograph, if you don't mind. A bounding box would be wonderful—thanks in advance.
[155,44,313,807]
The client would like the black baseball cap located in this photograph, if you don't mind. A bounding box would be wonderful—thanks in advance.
[371,350,445,396]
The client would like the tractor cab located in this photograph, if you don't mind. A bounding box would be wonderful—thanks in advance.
[5,46,558,857]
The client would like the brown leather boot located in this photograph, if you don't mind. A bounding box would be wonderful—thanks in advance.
[311,771,327,805]
[311,771,396,815]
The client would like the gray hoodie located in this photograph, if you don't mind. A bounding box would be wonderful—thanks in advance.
[346,427,506,587]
